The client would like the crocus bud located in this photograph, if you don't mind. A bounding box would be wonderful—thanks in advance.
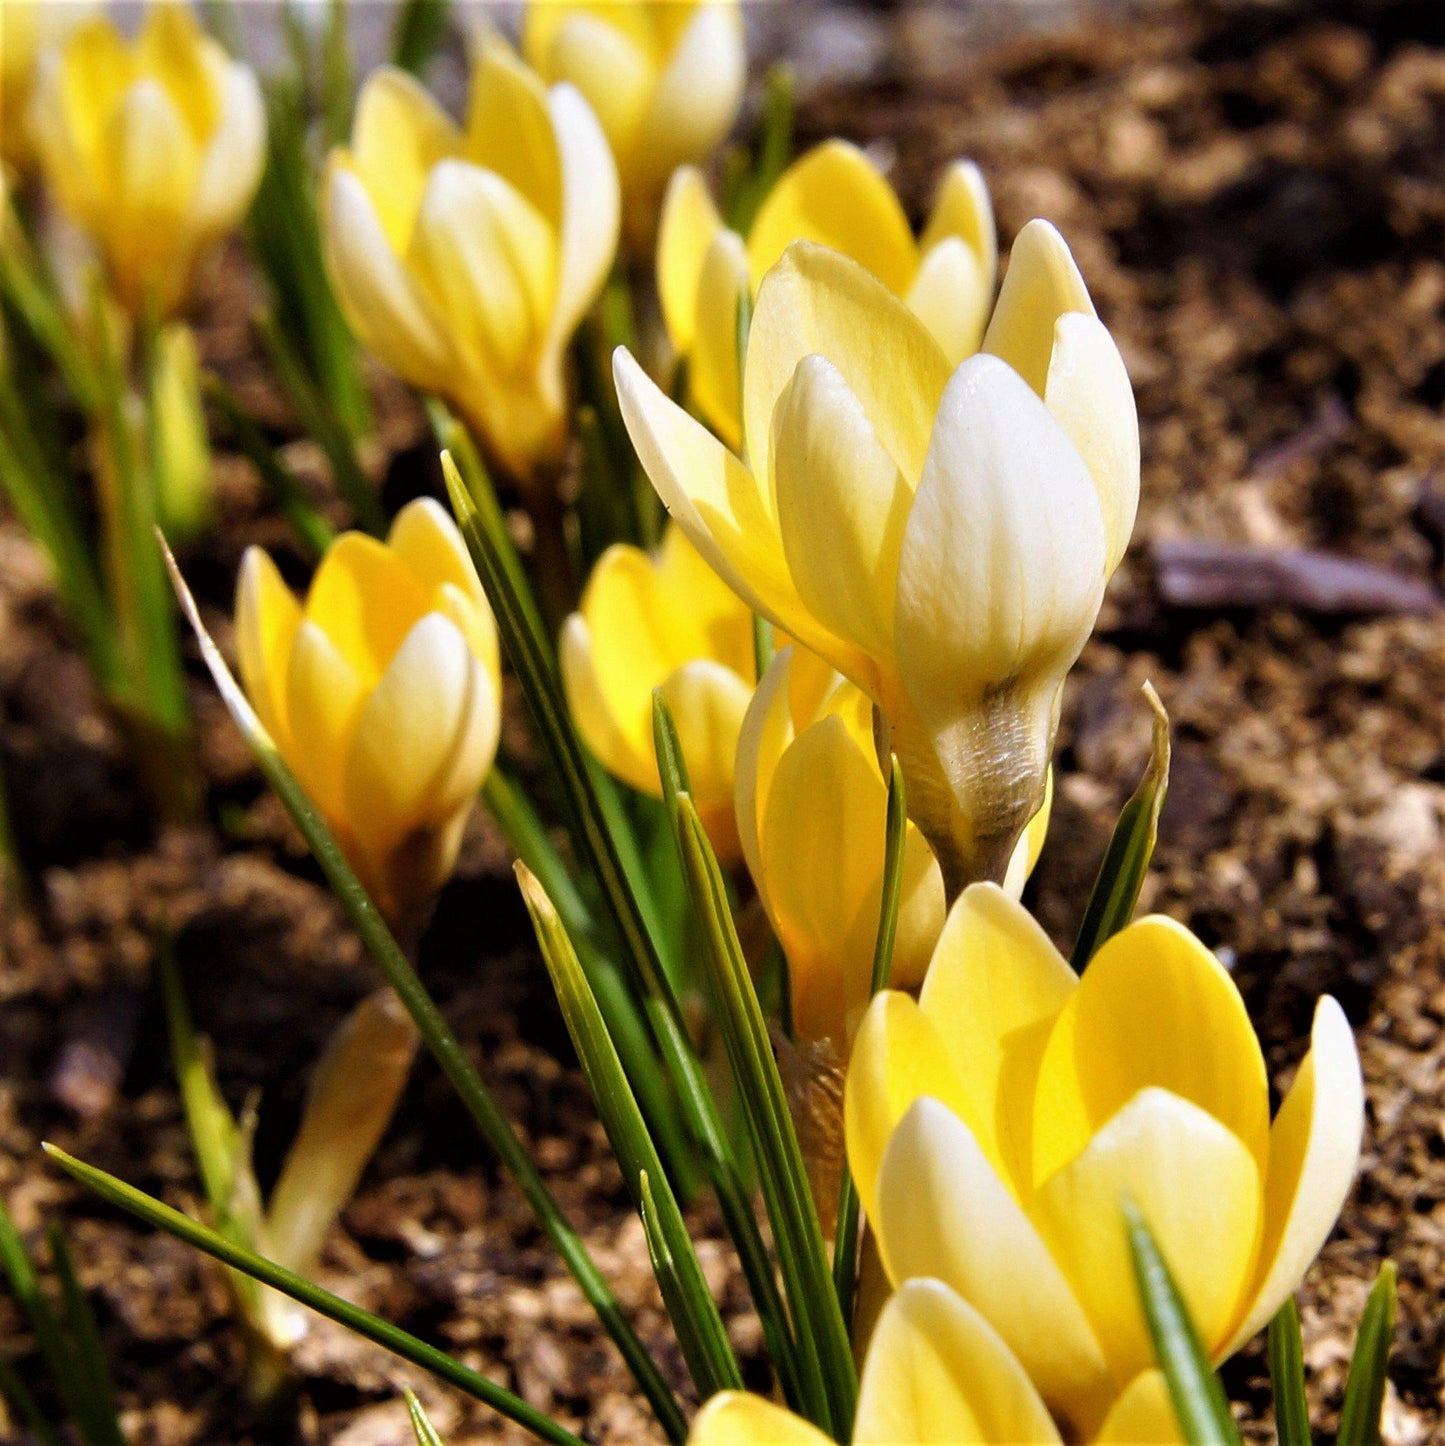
[658,145,996,448]
[616,227,1138,895]
[29,1,264,317]
[234,499,502,930]
[1,1,95,173]
[321,40,619,487]
[152,322,212,539]
[845,885,1363,1436]
[689,1279,1180,1444]
[561,520,755,861]
[523,0,745,251]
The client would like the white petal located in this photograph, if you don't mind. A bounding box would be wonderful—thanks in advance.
[192,60,265,239]
[906,233,991,366]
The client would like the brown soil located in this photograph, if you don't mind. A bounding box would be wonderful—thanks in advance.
[2,2,1443,1442]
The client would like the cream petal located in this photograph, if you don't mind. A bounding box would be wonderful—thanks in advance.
[1222,996,1364,1356]
[744,240,951,495]
[1045,312,1140,577]
[920,160,997,292]
[657,658,753,815]
[321,161,453,393]
[874,1099,1109,1422]
[689,228,750,450]
[854,1278,1065,1445]
[982,218,1095,396]
[656,165,722,354]
[906,235,991,366]
[1032,1087,1263,1387]
[771,354,913,663]
[191,60,264,240]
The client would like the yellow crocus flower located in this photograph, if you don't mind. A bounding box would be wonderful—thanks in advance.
[690,1278,1180,1445]
[29,1,264,317]
[735,645,1050,1051]
[321,36,619,486]
[561,520,755,861]
[522,0,745,250]
[615,228,1139,894]
[844,884,1364,1435]
[658,143,996,447]
[235,500,502,931]
[0,1,95,173]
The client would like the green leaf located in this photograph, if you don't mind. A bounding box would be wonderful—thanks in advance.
[1072,682,1171,969]
[654,693,857,1438]
[833,753,906,1322]
[392,0,451,75]
[1124,1200,1241,1446]
[0,1353,63,1446]
[725,64,795,235]
[44,1148,582,1446]
[405,1390,447,1446]
[1267,1298,1312,1446]
[205,374,336,561]
[520,864,737,1413]
[441,447,803,1410]
[160,540,680,1435]
[1337,1262,1396,1446]
[46,1229,126,1446]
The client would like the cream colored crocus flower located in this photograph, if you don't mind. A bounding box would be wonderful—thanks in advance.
[561,520,755,861]
[29,1,264,317]
[0,1,95,173]
[658,144,996,448]
[235,500,502,931]
[321,36,618,486]
[844,884,1364,1435]
[615,227,1138,894]
[735,645,1050,1052]
[690,1278,1179,1445]
[523,0,744,251]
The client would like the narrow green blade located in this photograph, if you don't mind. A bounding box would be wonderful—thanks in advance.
[1266,1298,1312,1446]
[392,0,451,74]
[1336,1262,1396,1446]
[405,1389,447,1446]
[46,1229,126,1446]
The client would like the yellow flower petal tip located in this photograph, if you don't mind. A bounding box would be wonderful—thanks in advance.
[655,140,1000,444]
[29,0,264,316]
[321,49,619,486]
[524,0,745,250]
[235,500,502,930]
[561,521,754,862]
[845,889,1364,1434]
[622,225,1134,894]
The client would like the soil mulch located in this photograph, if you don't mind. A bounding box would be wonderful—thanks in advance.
[2,1,1443,1442]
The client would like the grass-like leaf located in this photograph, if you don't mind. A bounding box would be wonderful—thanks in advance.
[520,863,738,1414]
[1072,682,1171,968]
[405,1390,447,1446]
[392,0,451,75]
[1336,1262,1396,1446]
[1267,1298,1312,1446]
[654,694,858,1437]
[43,1148,582,1446]
[159,538,681,1434]
[1125,1200,1241,1446]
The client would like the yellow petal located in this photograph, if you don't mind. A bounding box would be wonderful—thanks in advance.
[408,160,556,377]
[1222,996,1363,1356]
[388,497,491,622]
[464,30,562,227]
[136,0,218,142]
[920,160,997,293]
[234,547,300,749]
[304,532,433,687]
[844,990,977,1224]
[761,714,904,1047]
[873,1099,1109,1422]
[854,1278,1064,1445]
[748,140,918,298]
[657,659,753,822]
[982,218,1095,396]
[906,235,990,366]
[689,228,750,450]
[53,17,133,177]
[523,3,659,77]
[772,352,914,663]
[1094,1371,1183,1444]
[561,613,656,796]
[1045,312,1140,576]
[687,1392,831,1446]
[1032,1087,1263,1388]
[917,883,1076,1195]
[657,165,722,354]
[284,621,368,821]
[733,645,797,917]
[1000,767,1053,901]
[656,520,756,682]
[744,240,949,493]
[341,614,496,880]
[1031,915,1270,1188]
[348,66,457,254]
